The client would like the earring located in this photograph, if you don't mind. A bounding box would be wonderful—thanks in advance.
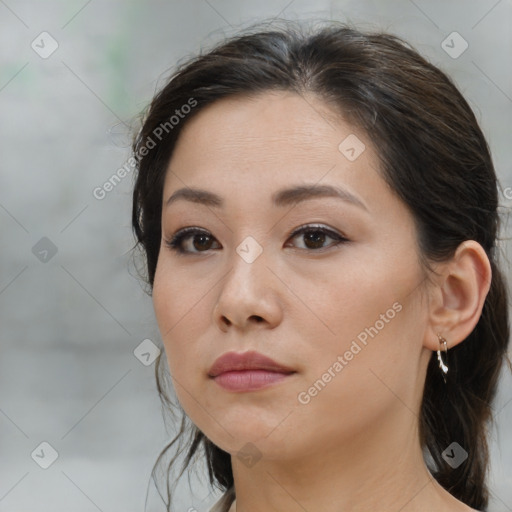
[436,333,449,383]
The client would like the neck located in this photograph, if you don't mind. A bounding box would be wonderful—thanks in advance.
[229,410,468,512]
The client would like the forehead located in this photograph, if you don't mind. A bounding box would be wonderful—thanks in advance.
[174,91,354,154]
[163,90,380,197]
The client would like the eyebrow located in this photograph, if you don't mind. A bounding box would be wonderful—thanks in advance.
[165,184,368,211]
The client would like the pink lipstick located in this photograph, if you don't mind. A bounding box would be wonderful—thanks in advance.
[208,350,296,392]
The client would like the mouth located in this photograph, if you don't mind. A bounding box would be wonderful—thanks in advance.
[211,369,296,392]
[208,350,296,392]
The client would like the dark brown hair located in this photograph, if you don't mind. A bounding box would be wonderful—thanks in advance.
[131,19,511,512]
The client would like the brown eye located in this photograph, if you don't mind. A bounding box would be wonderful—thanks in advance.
[286,225,348,251]
[301,229,327,249]
[165,228,220,255]
[165,224,349,256]
[191,233,214,251]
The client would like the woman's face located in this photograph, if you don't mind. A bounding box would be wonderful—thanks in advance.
[153,91,431,460]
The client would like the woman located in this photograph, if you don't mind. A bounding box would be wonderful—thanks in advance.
[131,19,510,512]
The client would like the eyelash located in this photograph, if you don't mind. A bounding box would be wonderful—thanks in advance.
[164,224,349,255]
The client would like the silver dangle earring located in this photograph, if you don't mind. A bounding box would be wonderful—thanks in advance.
[436,333,449,383]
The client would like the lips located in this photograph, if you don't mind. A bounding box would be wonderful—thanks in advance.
[208,350,296,378]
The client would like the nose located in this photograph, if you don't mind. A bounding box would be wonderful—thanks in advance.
[213,245,284,333]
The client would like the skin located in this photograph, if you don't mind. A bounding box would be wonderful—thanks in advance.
[152,90,491,512]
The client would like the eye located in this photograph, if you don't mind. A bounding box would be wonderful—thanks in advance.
[285,224,349,251]
[165,227,220,255]
[164,224,349,255]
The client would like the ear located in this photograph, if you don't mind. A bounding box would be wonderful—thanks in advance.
[424,240,492,351]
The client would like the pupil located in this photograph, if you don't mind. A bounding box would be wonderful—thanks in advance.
[305,231,325,249]
[194,234,211,251]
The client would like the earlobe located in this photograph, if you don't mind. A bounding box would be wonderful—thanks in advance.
[425,240,492,352]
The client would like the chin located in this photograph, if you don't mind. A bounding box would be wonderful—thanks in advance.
[203,418,290,454]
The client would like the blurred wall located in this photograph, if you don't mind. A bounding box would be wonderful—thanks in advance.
[0,1,511,511]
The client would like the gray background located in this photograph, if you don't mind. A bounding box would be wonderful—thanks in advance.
[0,1,511,511]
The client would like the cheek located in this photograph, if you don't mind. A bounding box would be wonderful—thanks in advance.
[152,264,221,437]
[152,262,205,378]
[152,255,208,330]
[287,273,424,445]
[295,249,424,383]
[288,255,402,345]
[152,262,175,338]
